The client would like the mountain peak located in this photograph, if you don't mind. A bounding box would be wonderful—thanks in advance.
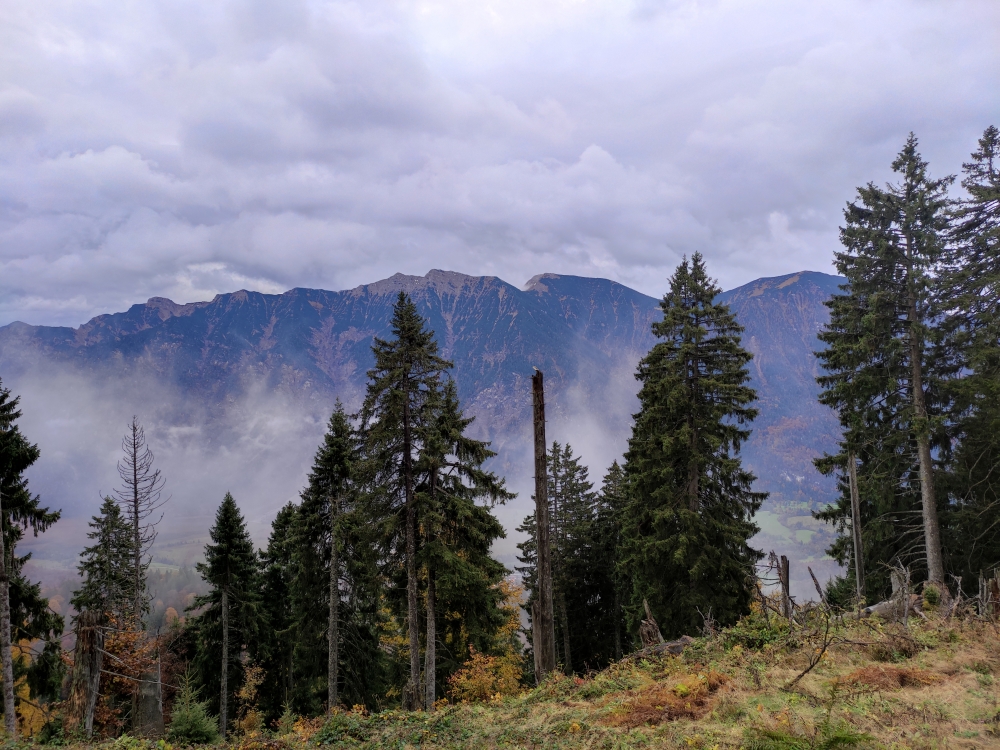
[350,269,502,298]
[524,273,560,292]
[145,296,204,321]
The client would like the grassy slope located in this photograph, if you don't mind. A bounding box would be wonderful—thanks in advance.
[64,609,1000,750]
[301,612,1000,749]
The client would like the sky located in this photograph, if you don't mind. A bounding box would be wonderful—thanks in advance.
[1,0,998,328]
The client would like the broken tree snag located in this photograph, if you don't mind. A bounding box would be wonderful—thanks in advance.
[639,598,664,647]
[66,610,104,738]
[531,369,557,681]
[779,555,792,621]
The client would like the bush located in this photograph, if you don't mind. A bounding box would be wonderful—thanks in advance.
[447,646,522,703]
[167,671,220,745]
[722,613,787,651]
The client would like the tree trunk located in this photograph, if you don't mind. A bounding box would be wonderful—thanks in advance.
[66,610,103,738]
[424,570,436,710]
[220,586,229,738]
[906,274,945,584]
[613,588,622,661]
[557,591,572,675]
[531,371,557,681]
[686,362,699,512]
[0,488,16,738]
[848,453,865,603]
[328,496,339,712]
[402,398,421,710]
[779,555,791,621]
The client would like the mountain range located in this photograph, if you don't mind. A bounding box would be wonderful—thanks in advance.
[0,269,845,595]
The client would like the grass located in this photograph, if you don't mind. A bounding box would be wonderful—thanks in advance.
[40,611,1000,749]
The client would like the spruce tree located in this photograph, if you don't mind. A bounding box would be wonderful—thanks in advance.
[619,253,764,637]
[0,379,63,731]
[167,670,220,745]
[357,292,450,710]
[417,379,511,708]
[288,406,386,714]
[517,447,625,672]
[256,504,296,720]
[191,493,260,738]
[941,125,1000,584]
[816,134,953,593]
[72,497,133,620]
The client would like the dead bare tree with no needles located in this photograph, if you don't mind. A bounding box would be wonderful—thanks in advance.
[114,417,167,622]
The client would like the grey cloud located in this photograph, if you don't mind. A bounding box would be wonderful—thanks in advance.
[1,0,998,327]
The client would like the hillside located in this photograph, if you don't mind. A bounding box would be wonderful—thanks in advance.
[97,605,999,749]
[0,269,844,591]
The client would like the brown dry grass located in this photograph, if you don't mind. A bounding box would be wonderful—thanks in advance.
[603,670,728,728]
[840,664,941,690]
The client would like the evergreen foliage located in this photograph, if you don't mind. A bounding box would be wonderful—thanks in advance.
[940,125,1000,585]
[815,134,954,595]
[191,493,260,733]
[516,448,628,673]
[416,379,512,703]
[71,497,133,620]
[0,378,64,709]
[356,292,451,709]
[619,253,764,637]
[255,503,296,720]
[167,670,220,745]
[287,405,385,714]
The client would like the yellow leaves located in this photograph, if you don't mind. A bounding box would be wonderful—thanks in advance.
[234,662,265,736]
[446,645,523,703]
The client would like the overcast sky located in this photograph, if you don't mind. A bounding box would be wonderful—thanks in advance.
[1,0,997,327]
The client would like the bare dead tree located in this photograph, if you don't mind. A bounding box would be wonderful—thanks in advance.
[114,417,167,622]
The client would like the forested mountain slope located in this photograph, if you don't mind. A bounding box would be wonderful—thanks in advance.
[0,269,843,591]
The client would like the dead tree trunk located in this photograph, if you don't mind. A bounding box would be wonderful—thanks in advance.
[66,611,104,738]
[531,370,557,682]
[779,555,791,621]
[848,453,865,604]
[0,487,16,738]
[639,599,664,647]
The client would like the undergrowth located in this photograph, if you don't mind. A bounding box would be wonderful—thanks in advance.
[35,611,1000,749]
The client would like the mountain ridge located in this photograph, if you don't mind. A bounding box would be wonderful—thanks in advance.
[0,269,844,594]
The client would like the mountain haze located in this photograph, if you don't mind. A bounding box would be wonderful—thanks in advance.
[0,269,844,593]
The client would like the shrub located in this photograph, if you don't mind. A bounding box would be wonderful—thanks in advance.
[722,613,787,651]
[447,645,522,703]
[167,671,220,745]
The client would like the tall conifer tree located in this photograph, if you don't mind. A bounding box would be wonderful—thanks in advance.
[417,379,511,708]
[289,405,385,713]
[619,253,764,637]
[191,493,259,738]
[816,135,953,592]
[72,497,133,620]
[0,379,63,732]
[941,125,1000,583]
[358,292,450,709]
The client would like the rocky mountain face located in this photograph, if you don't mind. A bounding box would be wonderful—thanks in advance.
[0,269,845,592]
